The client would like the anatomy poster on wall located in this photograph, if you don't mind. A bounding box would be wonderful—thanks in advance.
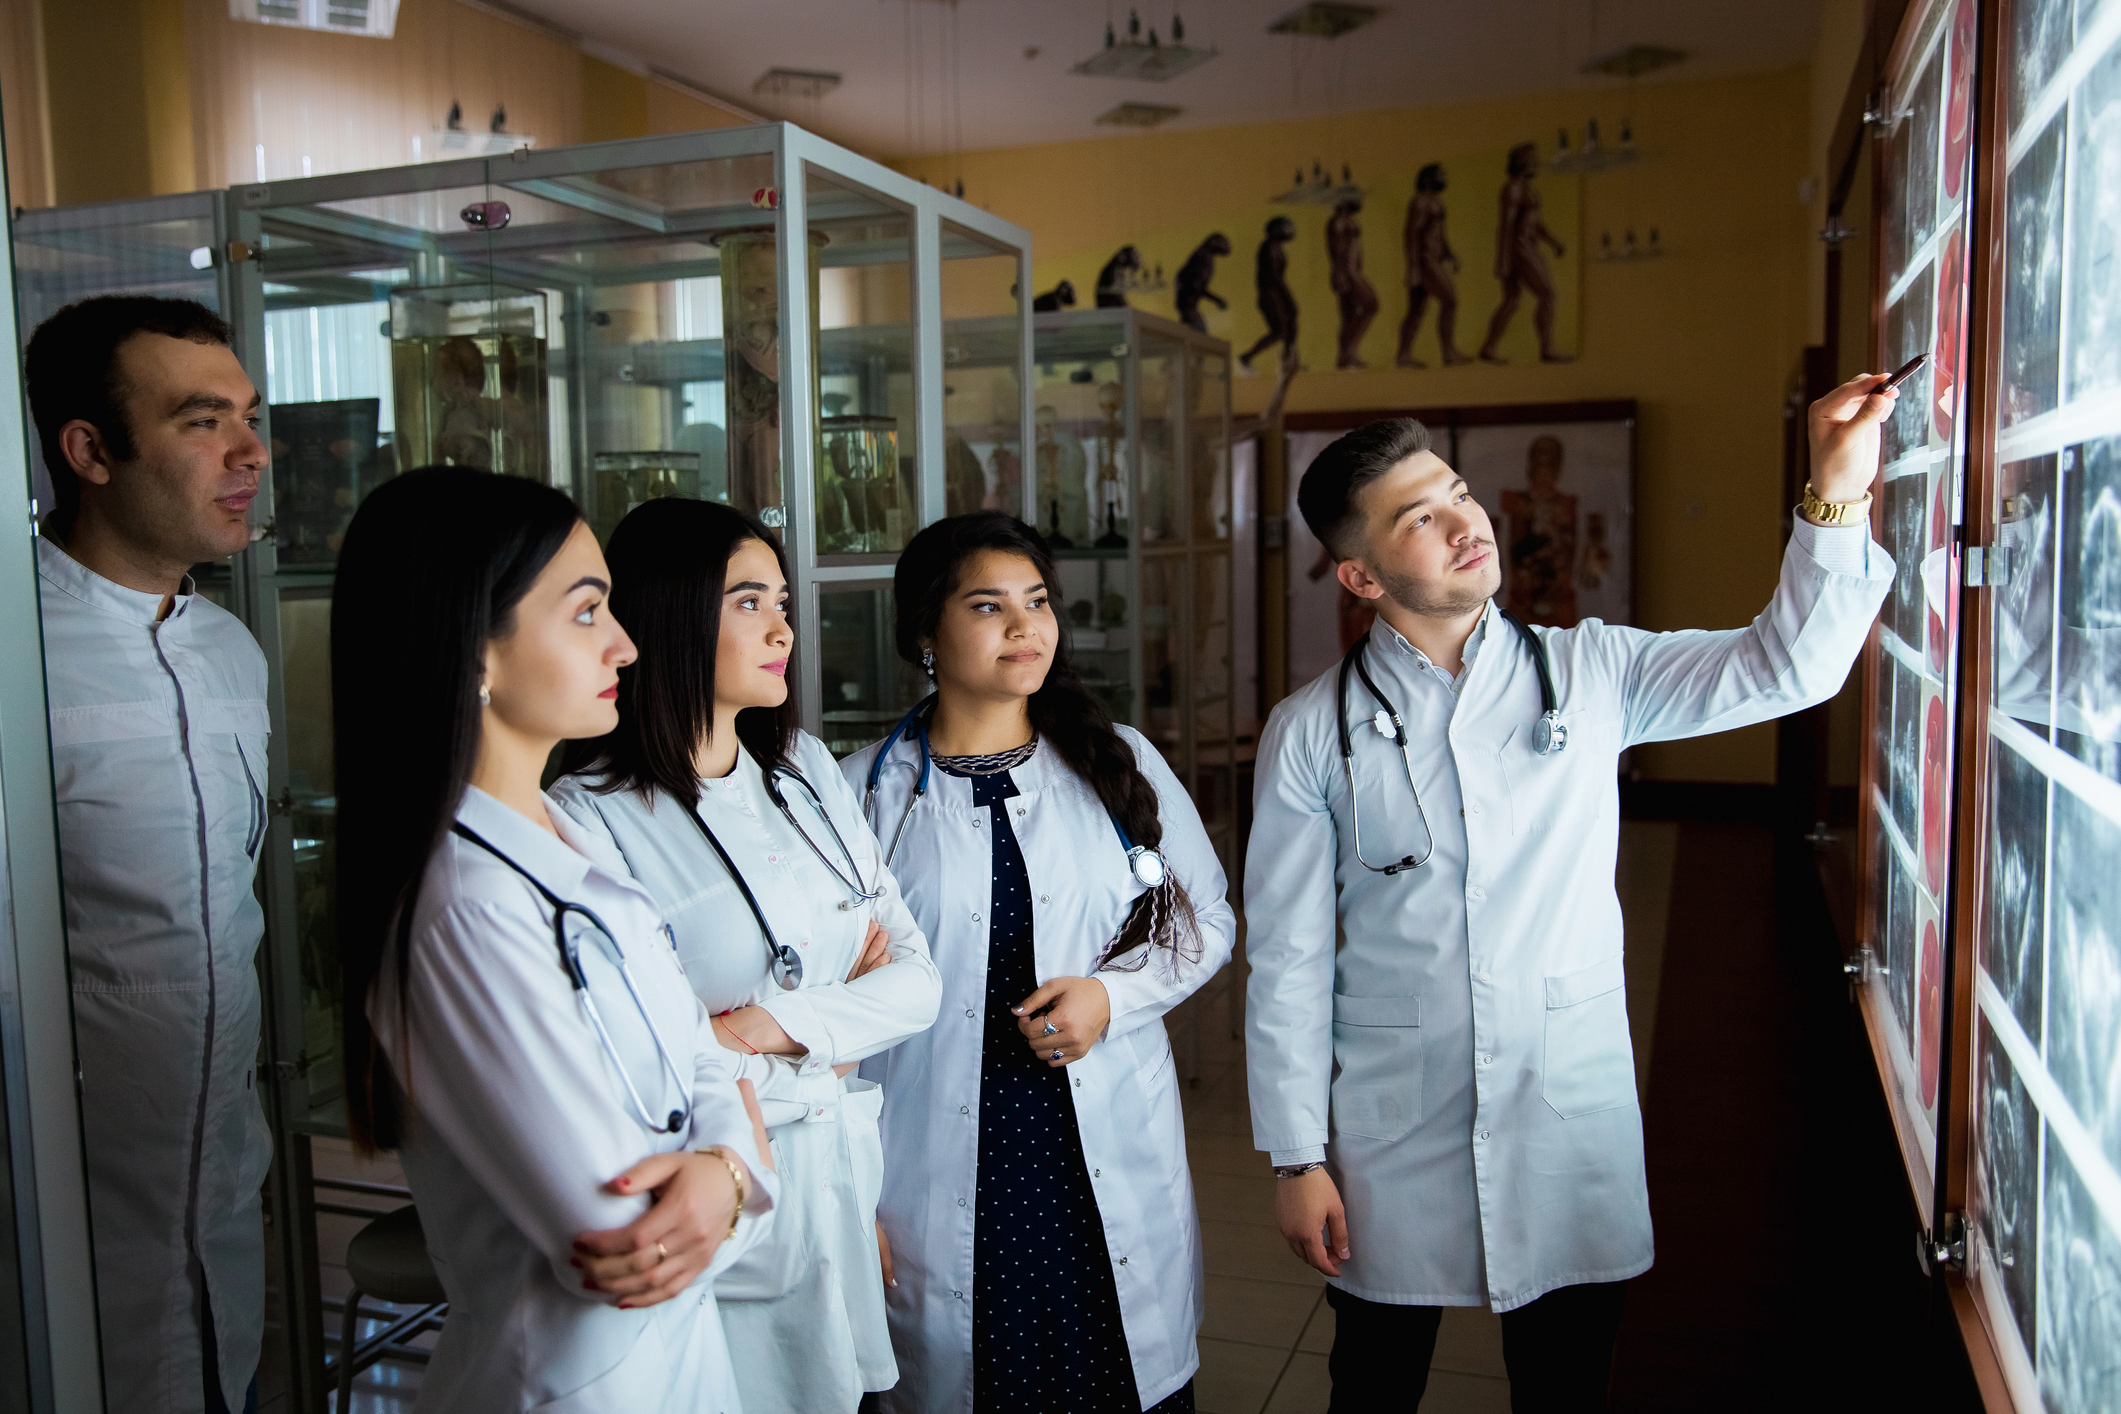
[1283,410,1631,695]
[1030,143,1582,377]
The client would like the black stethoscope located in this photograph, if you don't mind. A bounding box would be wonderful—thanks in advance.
[863,696,1169,889]
[1338,609,1566,877]
[684,755,884,992]
[453,823,694,1135]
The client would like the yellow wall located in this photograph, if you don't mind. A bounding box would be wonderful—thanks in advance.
[904,67,1817,783]
[6,0,757,203]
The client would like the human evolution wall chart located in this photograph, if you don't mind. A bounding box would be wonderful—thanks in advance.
[1028,142,1583,376]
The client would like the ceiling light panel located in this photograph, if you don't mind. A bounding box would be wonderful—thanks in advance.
[1266,3,1380,39]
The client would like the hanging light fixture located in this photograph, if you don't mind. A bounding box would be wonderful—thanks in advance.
[1073,5,1217,79]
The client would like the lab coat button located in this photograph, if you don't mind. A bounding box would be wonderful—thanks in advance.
[972,913,981,922]
[1468,886,1486,900]
[1479,1055,1493,1066]
[960,1105,970,1115]
[953,1290,964,1300]
[1093,1168,1101,1177]
[1074,1078,1082,1087]
[1118,1256,1128,1265]
[965,1008,976,1018]
[1477,1130,1491,1141]
[958,1197,967,1207]
[1477,971,1491,982]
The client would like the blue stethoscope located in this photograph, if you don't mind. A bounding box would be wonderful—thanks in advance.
[453,823,694,1136]
[682,756,886,993]
[863,696,1168,889]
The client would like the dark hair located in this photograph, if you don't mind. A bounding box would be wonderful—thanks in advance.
[1416,162,1446,192]
[1296,417,1434,560]
[894,512,1200,969]
[333,466,584,1153]
[561,498,797,803]
[24,296,234,535]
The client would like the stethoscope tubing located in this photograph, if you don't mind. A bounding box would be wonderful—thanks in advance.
[1335,609,1566,877]
[452,823,695,1135]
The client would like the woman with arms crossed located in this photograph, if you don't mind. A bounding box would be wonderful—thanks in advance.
[553,497,941,1413]
[335,468,775,1414]
[844,512,1234,1413]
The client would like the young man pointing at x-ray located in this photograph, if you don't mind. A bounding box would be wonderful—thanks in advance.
[1245,372,1900,1410]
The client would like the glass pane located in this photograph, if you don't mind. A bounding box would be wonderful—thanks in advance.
[12,199,224,512]
[1031,326,1125,547]
[280,586,342,1118]
[1976,8,2121,1397]
[942,222,1025,521]
[1136,341,1181,546]
[1139,554,1182,764]
[1862,2,1974,1206]
[1054,550,1135,726]
[1189,348,1230,542]
[817,583,927,759]
[1192,549,1233,758]
[809,167,915,558]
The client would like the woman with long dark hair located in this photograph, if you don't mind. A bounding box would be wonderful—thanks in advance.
[552,497,939,1414]
[841,512,1234,1413]
[335,467,776,1414]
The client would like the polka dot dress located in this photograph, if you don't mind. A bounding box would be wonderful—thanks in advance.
[946,761,1153,1414]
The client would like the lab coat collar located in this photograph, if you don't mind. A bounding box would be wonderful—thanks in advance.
[454,784,627,902]
[36,535,198,626]
[1368,598,1494,678]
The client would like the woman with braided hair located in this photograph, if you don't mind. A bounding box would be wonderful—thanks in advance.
[843,512,1234,1413]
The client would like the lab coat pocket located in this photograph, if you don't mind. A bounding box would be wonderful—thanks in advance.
[1541,956,1635,1118]
[715,1127,806,1301]
[1329,994,1423,1143]
[843,1077,886,1223]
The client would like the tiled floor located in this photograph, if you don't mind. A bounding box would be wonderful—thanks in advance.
[264,822,1678,1413]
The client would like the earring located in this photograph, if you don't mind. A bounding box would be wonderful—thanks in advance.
[921,649,935,678]
[478,682,491,706]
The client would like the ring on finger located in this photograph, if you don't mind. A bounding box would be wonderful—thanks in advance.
[1051,1048,1065,1061]
[656,1241,669,1265]
[1043,1020,1060,1036]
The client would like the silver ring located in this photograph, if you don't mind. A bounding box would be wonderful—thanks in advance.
[1043,1021,1060,1036]
[1051,1048,1065,1061]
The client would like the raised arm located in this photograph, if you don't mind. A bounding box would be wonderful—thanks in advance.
[1617,372,1899,745]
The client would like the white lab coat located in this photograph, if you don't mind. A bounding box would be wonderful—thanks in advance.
[1245,517,1893,1312]
[36,537,273,1414]
[370,785,778,1414]
[552,729,941,1414]
[840,725,1234,1414]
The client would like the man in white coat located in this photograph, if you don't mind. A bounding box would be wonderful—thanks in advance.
[1245,373,1899,1409]
[26,297,273,1414]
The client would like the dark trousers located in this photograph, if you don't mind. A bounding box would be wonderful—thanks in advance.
[1325,1281,1626,1413]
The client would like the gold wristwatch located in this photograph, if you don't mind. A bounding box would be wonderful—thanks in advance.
[1800,481,1873,526]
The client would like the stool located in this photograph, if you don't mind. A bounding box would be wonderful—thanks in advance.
[336,1205,446,1414]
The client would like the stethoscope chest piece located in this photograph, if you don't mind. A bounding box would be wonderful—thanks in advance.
[1127,845,1169,889]
[770,942,805,990]
[1531,710,1569,756]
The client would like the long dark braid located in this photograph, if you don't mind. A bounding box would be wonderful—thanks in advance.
[895,512,1202,970]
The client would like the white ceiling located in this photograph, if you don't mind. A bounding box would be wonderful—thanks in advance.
[510,0,1827,158]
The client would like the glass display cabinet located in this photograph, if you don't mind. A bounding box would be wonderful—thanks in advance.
[951,308,1236,871]
[12,124,1031,1407]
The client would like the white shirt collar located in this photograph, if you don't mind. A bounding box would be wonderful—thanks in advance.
[36,536,197,627]
[454,783,630,900]
[1370,599,1495,681]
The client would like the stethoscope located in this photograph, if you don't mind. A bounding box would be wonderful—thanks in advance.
[684,755,885,992]
[453,823,694,1135]
[863,695,1169,889]
[1337,608,1566,877]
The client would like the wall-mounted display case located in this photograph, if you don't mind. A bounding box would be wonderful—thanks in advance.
[947,308,1237,869]
[11,122,1031,1409]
